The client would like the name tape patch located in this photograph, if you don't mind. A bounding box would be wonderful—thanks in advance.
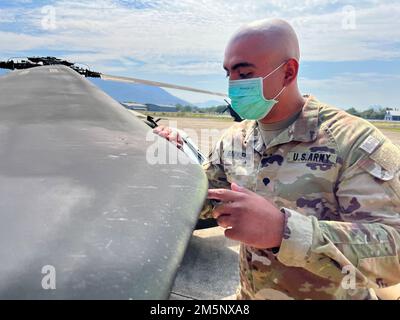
[287,151,337,164]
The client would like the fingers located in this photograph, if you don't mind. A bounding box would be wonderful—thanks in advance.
[208,189,244,202]
[153,126,170,139]
[152,126,164,134]
[224,228,243,242]
[153,126,183,148]
[212,202,240,219]
[168,130,183,146]
[160,131,171,139]
[231,182,252,194]
[216,214,235,229]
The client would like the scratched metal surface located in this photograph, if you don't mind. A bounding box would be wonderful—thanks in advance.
[0,66,207,299]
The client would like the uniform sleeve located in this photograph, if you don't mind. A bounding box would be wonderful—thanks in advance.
[199,139,231,220]
[276,139,400,290]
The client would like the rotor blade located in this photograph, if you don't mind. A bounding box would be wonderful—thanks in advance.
[101,73,228,98]
[0,65,208,299]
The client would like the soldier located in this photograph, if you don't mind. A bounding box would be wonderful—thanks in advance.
[155,18,400,300]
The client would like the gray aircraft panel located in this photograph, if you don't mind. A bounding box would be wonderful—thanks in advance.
[0,65,208,299]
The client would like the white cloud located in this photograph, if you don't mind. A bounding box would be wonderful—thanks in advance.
[2,0,399,68]
[0,9,17,23]
[300,73,400,109]
[1,0,399,104]
[0,31,56,52]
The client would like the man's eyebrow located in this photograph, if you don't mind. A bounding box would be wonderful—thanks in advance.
[225,62,256,71]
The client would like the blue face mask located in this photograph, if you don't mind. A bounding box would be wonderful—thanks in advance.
[228,61,286,120]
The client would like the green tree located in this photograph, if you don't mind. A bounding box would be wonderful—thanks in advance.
[215,105,228,113]
[346,107,386,120]
[183,105,192,112]
[346,107,360,117]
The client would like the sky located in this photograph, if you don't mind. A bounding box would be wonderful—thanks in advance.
[0,0,399,109]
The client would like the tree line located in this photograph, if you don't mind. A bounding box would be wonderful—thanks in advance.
[176,104,391,120]
[175,104,229,114]
[345,107,388,120]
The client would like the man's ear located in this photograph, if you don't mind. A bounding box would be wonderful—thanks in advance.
[283,58,299,86]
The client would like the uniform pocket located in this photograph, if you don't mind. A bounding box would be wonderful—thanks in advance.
[222,150,258,190]
[358,159,394,181]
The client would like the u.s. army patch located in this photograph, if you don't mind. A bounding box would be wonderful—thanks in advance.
[287,151,337,164]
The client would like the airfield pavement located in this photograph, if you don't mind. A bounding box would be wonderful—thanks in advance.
[162,116,400,300]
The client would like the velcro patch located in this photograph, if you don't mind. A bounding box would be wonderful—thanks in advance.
[359,136,381,154]
[287,151,337,164]
[369,141,400,173]
[358,141,400,180]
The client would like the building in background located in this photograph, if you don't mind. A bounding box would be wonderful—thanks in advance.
[121,102,177,112]
[121,102,147,111]
[145,104,177,112]
[384,109,400,121]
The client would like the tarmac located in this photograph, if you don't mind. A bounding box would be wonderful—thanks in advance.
[170,227,240,300]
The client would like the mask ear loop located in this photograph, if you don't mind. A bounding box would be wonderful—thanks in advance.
[263,60,288,101]
[262,61,287,80]
[272,86,286,100]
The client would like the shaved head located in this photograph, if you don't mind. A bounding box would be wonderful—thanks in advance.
[224,18,305,123]
[230,18,300,62]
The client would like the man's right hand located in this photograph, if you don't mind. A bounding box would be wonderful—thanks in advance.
[153,126,184,149]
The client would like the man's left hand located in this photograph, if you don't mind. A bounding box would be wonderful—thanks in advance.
[208,182,285,249]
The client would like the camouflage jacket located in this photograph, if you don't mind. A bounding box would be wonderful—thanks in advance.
[200,95,400,300]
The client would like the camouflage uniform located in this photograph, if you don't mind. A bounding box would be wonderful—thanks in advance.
[200,95,400,300]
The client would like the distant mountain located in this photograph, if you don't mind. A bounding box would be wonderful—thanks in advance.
[89,78,191,106]
[194,100,226,108]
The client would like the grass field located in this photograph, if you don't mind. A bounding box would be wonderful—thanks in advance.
[143,111,232,121]
[371,121,400,133]
[148,112,400,130]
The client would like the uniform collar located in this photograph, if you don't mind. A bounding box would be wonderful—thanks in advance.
[244,95,320,154]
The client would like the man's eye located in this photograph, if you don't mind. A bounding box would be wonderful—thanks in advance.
[239,73,252,79]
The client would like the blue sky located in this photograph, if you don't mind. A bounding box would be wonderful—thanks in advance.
[1,0,399,109]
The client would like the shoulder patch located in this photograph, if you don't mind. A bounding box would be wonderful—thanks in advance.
[358,141,400,181]
[359,136,381,154]
[369,141,400,173]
